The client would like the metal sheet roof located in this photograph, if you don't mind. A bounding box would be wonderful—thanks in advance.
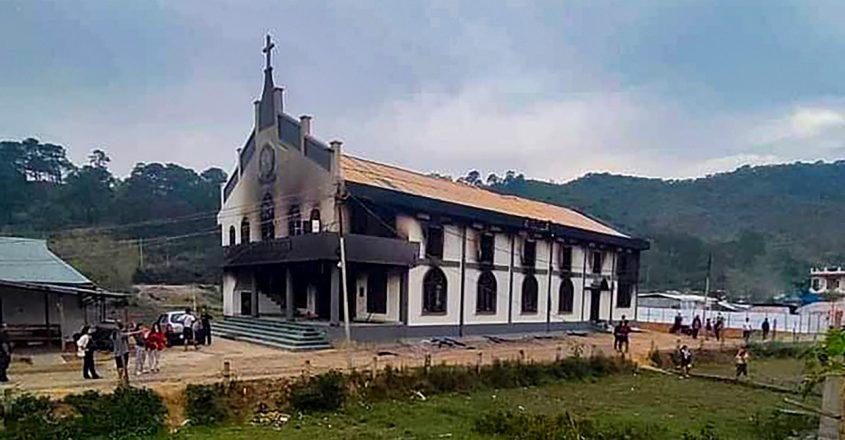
[0,237,92,285]
[341,155,629,239]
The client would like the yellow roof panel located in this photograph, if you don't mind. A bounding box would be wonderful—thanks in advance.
[340,155,627,238]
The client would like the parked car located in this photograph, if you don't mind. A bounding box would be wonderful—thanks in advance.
[71,325,114,352]
[155,311,187,346]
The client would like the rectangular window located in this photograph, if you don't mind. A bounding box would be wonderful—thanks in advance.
[591,251,603,274]
[426,226,444,259]
[617,283,632,308]
[559,245,572,271]
[522,240,536,267]
[479,233,495,264]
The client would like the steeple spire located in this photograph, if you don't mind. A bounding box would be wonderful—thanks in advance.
[257,33,281,129]
[262,34,275,71]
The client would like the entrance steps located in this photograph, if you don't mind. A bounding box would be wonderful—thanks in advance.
[212,316,332,351]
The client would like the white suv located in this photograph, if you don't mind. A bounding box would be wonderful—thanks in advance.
[156,311,187,346]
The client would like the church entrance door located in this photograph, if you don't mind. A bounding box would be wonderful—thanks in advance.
[240,291,253,316]
[589,289,601,322]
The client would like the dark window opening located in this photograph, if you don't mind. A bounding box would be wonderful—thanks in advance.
[617,282,633,308]
[522,240,537,267]
[559,245,572,271]
[288,204,302,237]
[479,233,495,264]
[366,271,388,314]
[423,267,447,314]
[260,193,275,240]
[240,218,251,244]
[305,208,321,233]
[476,271,497,314]
[812,278,822,291]
[228,226,236,246]
[591,251,603,274]
[559,278,574,313]
[348,199,396,237]
[521,275,538,314]
[426,226,445,259]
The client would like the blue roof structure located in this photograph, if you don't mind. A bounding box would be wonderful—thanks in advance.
[0,237,92,285]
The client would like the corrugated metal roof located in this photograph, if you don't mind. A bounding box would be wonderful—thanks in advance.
[340,155,628,238]
[0,237,92,285]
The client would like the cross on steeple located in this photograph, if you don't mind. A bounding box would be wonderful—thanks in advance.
[262,34,275,70]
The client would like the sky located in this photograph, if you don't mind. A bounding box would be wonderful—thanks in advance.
[2,1,845,181]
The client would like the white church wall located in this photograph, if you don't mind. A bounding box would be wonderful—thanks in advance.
[407,263,461,326]
[463,267,509,325]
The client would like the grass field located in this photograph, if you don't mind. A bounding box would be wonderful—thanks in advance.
[167,358,815,439]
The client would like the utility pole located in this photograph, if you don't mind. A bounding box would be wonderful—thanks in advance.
[703,253,712,322]
[138,237,144,269]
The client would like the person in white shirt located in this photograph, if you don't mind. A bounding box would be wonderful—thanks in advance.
[742,318,753,342]
[76,326,100,380]
[182,309,197,351]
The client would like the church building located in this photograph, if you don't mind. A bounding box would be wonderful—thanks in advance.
[216,36,649,345]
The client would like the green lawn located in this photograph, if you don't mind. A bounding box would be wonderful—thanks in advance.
[695,357,806,388]
[167,359,815,440]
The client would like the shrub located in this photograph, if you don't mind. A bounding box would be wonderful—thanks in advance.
[750,410,817,440]
[0,387,166,440]
[289,370,347,413]
[475,410,666,440]
[184,382,249,426]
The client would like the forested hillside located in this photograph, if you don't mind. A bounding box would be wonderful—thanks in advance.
[0,138,226,290]
[472,162,845,300]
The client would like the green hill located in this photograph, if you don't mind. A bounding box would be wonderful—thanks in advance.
[481,161,845,300]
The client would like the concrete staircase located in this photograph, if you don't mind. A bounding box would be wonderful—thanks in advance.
[212,316,333,351]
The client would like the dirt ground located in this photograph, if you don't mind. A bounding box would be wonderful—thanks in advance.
[3,329,747,398]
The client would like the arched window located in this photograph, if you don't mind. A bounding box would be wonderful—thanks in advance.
[260,193,275,240]
[240,217,251,244]
[287,204,302,236]
[422,267,447,314]
[306,208,321,233]
[559,278,574,313]
[476,271,497,314]
[228,226,236,246]
[521,275,538,314]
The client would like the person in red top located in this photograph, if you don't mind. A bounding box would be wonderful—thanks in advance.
[145,323,166,373]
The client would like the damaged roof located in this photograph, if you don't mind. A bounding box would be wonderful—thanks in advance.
[340,155,629,239]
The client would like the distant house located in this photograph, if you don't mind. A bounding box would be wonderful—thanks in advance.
[637,292,744,312]
[0,237,124,347]
[809,266,845,295]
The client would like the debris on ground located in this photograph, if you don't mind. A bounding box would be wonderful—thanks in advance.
[566,330,590,337]
[376,351,398,357]
[251,411,291,430]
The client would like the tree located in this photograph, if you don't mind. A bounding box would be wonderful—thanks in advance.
[88,149,111,168]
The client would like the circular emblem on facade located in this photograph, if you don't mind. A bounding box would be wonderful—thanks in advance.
[258,144,275,182]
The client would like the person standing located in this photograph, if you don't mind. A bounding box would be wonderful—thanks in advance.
[714,314,724,341]
[111,322,131,385]
[705,318,713,340]
[691,315,702,339]
[761,318,770,341]
[619,316,631,353]
[131,322,148,376]
[671,312,683,334]
[182,309,197,351]
[0,323,11,382]
[742,317,753,343]
[200,308,213,346]
[735,347,749,379]
[145,323,165,373]
[678,345,693,377]
[613,320,624,352]
[77,326,100,380]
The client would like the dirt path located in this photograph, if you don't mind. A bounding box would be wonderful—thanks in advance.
[5,330,739,398]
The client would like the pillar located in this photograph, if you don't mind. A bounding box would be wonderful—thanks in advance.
[330,265,340,325]
[285,266,294,320]
[399,269,409,324]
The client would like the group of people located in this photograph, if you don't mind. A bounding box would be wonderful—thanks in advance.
[75,307,212,383]
[672,312,727,341]
[676,344,750,380]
